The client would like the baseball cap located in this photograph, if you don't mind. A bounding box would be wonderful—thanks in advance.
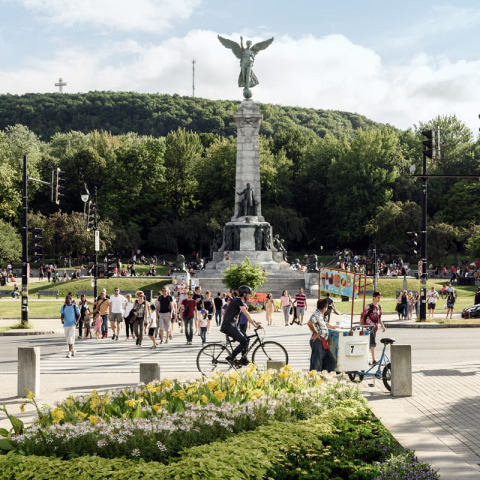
[373,291,382,297]
[201,309,207,314]
[187,290,193,295]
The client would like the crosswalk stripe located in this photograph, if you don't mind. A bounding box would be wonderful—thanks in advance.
[40,326,315,373]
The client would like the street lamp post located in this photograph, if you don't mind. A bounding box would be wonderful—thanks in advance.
[81,183,90,230]
[93,187,98,299]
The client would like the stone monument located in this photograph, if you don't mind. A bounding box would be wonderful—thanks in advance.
[207,35,289,271]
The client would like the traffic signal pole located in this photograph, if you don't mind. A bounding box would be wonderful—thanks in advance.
[21,155,28,325]
[420,151,428,321]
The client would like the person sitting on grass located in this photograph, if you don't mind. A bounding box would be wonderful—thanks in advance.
[11,284,19,299]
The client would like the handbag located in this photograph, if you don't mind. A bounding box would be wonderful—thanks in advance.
[289,306,293,315]
[127,310,137,324]
[395,303,400,313]
[320,336,330,350]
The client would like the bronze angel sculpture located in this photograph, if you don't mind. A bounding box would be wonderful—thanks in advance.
[218,35,274,99]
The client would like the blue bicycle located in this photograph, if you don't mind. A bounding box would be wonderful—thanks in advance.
[346,328,394,391]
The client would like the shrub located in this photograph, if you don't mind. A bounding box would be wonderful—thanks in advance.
[222,257,266,292]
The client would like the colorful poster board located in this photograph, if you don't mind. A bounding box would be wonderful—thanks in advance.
[319,268,358,299]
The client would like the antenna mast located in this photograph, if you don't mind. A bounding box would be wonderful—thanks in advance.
[192,60,195,97]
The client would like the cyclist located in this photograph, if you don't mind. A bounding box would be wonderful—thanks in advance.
[360,291,386,365]
[220,285,261,366]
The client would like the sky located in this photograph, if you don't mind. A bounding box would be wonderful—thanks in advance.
[1,0,480,132]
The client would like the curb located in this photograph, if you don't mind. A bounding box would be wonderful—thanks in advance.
[386,322,480,328]
[0,330,62,336]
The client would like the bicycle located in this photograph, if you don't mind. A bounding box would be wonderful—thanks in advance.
[196,327,288,375]
[346,327,394,391]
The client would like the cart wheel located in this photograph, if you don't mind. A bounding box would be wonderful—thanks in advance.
[347,372,364,383]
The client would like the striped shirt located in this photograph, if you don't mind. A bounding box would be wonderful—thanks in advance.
[295,294,306,308]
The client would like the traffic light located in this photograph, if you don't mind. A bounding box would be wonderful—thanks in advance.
[30,227,43,262]
[422,130,435,160]
[106,254,116,278]
[52,168,66,204]
[87,201,96,231]
[406,231,418,257]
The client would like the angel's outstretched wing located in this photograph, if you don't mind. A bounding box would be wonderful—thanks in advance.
[218,35,242,59]
[251,37,274,54]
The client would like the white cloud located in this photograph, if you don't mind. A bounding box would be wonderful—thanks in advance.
[1,30,480,133]
[9,0,200,33]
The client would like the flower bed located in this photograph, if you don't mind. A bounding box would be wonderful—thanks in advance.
[0,366,439,479]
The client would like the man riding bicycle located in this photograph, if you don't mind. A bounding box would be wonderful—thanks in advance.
[220,285,262,366]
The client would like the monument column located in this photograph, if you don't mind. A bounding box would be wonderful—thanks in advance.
[232,100,264,222]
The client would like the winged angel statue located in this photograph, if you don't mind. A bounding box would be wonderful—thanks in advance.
[218,35,274,99]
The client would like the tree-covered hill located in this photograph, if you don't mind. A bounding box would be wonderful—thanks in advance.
[0,91,380,140]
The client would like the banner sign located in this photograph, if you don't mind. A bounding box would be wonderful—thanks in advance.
[319,268,358,299]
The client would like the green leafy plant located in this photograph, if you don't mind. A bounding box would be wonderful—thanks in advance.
[222,257,266,292]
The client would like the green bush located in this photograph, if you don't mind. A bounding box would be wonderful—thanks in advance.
[222,257,266,292]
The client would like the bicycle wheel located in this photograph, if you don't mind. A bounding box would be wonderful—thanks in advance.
[382,362,392,391]
[252,341,288,370]
[196,343,233,375]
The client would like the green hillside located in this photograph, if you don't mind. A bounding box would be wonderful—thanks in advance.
[0,91,380,140]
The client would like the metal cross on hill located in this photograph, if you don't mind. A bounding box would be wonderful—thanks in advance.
[54,78,67,93]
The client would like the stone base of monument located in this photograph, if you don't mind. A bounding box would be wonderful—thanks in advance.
[207,250,280,271]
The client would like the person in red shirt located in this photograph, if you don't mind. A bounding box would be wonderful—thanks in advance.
[360,292,386,365]
[180,291,197,345]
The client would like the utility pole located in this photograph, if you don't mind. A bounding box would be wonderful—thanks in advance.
[93,187,99,299]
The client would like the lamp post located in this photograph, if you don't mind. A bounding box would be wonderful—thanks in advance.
[80,183,89,230]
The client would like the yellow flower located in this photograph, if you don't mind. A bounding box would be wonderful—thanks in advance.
[52,407,65,424]
[201,395,208,403]
[89,415,98,425]
[187,387,196,396]
[102,396,110,405]
[160,399,168,405]
[152,404,162,413]
[206,380,218,392]
[146,384,156,392]
[19,403,26,413]
[214,390,227,401]
[125,399,137,408]
[26,390,35,400]
[177,390,186,401]
[256,379,264,388]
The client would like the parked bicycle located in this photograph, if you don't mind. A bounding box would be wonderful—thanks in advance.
[196,327,288,375]
[346,327,394,391]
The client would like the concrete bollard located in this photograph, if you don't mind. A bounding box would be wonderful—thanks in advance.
[140,363,161,384]
[17,347,40,397]
[391,344,412,397]
[267,360,286,371]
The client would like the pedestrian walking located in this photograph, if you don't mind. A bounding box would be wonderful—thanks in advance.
[427,286,439,318]
[203,291,215,333]
[264,293,275,326]
[280,290,292,326]
[109,287,125,341]
[199,309,208,345]
[78,294,93,339]
[124,293,135,341]
[214,292,223,326]
[180,290,197,345]
[155,287,173,344]
[93,312,102,339]
[446,291,456,319]
[132,291,149,346]
[148,304,157,349]
[324,293,340,323]
[292,288,307,325]
[83,309,92,339]
[94,291,111,338]
[60,295,80,358]
[192,286,204,335]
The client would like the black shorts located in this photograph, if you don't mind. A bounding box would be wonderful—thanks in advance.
[428,302,436,310]
[369,331,376,347]
[148,327,157,337]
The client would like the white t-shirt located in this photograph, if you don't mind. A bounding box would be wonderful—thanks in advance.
[149,311,157,328]
[110,294,126,313]
[199,317,207,328]
[124,301,133,318]
[427,290,439,304]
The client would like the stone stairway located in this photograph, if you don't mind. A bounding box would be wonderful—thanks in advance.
[195,272,310,299]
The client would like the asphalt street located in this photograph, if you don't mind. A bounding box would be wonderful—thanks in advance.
[1,327,480,374]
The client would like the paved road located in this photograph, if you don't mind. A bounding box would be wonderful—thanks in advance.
[2,326,480,374]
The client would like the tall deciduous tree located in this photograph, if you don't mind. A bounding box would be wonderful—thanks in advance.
[163,128,203,219]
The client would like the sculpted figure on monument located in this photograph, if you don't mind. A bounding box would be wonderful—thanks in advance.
[236,183,256,216]
[223,225,241,251]
[262,226,273,251]
[233,226,241,250]
[212,234,223,252]
[218,35,274,99]
[273,234,287,261]
[176,254,187,273]
[254,225,264,250]
[307,254,319,272]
